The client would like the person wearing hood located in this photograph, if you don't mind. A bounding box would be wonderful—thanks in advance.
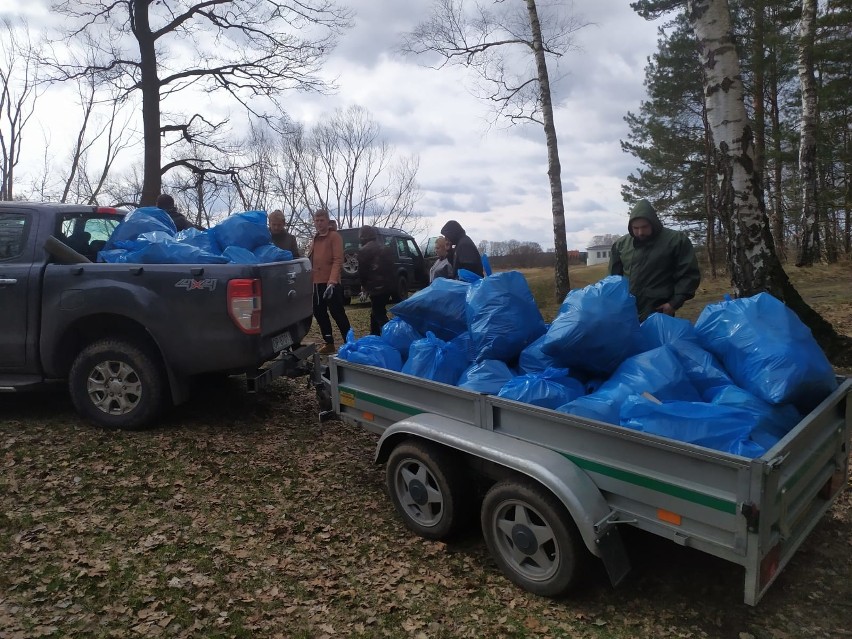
[357,225,396,335]
[268,209,300,257]
[440,219,484,278]
[608,199,700,321]
[155,193,203,231]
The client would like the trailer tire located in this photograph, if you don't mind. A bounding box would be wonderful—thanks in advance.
[69,338,165,430]
[386,441,466,540]
[481,479,586,597]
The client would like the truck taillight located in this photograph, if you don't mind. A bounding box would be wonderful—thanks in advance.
[228,279,262,334]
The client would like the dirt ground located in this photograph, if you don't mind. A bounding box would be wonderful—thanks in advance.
[1,262,851,639]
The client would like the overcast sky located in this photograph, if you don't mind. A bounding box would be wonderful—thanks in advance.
[6,0,665,251]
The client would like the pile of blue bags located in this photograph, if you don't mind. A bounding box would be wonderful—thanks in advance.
[98,208,294,264]
[338,271,839,460]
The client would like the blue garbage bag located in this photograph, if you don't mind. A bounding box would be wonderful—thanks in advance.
[390,278,469,342]
[449,331,476,363]
[337,329,403,371]
[380,318,422,360]
[402,332,468,385]
[253,244,293,263]
[517,332,560,374]
[542,276,641,375]
[706,385,801,450]
[481,253,493,276]
[557,345,700,425]
[668,339,734,400]
[223,245,257,264]
[638,313,699,352]
[466,271,546,362]
[210,210,271,252]
[498,367,585,410]
[104,207,177,249]
[458,360,515,394]
[457,268,482,283]
[619,394,767,458]
[101,232,228,264]
[695,293,837,411]
[175,227,218,254]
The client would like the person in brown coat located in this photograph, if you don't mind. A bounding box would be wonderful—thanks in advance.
[357,225,396,335]
[307,208,350,354]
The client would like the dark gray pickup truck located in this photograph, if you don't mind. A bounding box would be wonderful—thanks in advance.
[0,202,317,429]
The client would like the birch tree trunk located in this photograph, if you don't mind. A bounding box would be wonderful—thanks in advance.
[795,0,820,267]
[525,0,571,301]
[687,0,850,362]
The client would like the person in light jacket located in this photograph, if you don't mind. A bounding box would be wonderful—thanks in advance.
[429,236,454,282]
[308,208,350,354]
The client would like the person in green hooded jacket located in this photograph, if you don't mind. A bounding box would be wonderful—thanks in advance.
[608,199,700,321]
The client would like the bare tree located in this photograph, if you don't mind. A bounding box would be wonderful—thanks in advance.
[0,19,43,201]
[688,0,851,361]
[46,0,352,206]
[402,0,588,301]
[281,106,423,235]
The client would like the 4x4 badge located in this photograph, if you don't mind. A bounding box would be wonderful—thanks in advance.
[175,278,217,291]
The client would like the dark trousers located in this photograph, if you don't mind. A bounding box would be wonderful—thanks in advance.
[313,283,351,344]
[369,293,391,336]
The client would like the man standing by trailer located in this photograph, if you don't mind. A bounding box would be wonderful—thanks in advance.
[608,199,701,321]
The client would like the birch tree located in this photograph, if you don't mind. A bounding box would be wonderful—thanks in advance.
[402,0,587,301]
[795,0,819,266]
[688,0,850,358]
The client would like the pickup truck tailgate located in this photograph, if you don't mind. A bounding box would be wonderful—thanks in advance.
[256,257,313,343]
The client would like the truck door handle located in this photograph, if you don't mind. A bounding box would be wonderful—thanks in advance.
[0,278,18,285]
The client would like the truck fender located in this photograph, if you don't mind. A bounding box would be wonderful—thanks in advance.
[375,413,630,584]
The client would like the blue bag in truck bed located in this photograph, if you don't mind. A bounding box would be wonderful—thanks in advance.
[638,312,699,351]
[465,271,546,362]
[390,278,469,342]
[542,275,641,376]
[695,292,837,412]
[209,210,271,251]
[100,231,227,264]
[103,207,176,249]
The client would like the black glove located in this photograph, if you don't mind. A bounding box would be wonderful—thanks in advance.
[323,283,336,301]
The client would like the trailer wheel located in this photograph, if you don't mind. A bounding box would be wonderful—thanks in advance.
[69,338,165,430]
[386,441,465,540]
[481,480,585,597]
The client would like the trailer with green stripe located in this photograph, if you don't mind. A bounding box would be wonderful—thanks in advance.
[327,357,851,606]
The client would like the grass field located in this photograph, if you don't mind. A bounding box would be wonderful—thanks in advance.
[1,261,851,639]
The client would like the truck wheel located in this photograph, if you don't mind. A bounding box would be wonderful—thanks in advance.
[394,275,408,302]
[481,480,586,597]
[386,441,466,540]
[69,338,165,430]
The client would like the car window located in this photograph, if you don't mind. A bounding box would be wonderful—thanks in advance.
[404,238,421,258]
[0,212,28,260]
[396,237,410,258]
[338,229,360,253]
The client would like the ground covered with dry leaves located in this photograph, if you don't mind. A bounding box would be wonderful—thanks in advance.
[2,263,851,639]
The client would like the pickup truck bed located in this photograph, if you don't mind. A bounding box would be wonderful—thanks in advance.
[328,357,851,605]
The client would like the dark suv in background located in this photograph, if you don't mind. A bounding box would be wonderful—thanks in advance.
[338,227,429,303]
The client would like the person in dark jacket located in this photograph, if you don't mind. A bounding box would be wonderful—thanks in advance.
[608,199,701,321]
[155,193,203,231]
[440,219,484,278]
[357,225,396,335]
[268,209,300,257]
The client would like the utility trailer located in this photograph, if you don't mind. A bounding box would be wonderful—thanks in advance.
[325,357,851,606]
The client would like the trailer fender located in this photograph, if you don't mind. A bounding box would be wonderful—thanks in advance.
[375,413,630,584]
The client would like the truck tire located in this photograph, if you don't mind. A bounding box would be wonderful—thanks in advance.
[481,479,586,597]
[386,441,466,540]
[69,338,165,430]
[394,275,408,302]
